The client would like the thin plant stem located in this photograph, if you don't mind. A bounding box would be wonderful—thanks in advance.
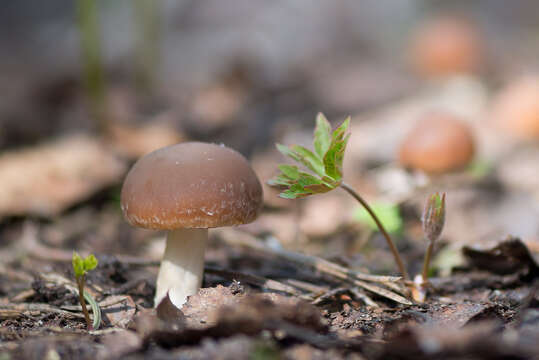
[340,182,409,280]
[422,240,434,283]
[76,275,93,330]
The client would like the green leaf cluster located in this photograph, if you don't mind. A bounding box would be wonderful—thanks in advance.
[268,113,351,199]
[354,202,403,235]
[72,252,98,278]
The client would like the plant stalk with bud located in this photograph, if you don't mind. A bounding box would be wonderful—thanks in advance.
[421,192,446,283]
[268,113,409,280]
[412,192,446,302]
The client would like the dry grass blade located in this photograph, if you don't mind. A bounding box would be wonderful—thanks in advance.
[0,303,86,320]
[352,279,412,305]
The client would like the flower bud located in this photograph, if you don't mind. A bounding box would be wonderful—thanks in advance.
[422,192,446,242]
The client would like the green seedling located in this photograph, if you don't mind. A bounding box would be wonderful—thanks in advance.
[354,202,403,235]
[268,113,409,280]
[72,252,101,330]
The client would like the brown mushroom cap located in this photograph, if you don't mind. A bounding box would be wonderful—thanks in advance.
[121,142,263,230]
[410,16,481,77]
[399,112,475,174]
[493,76,539,140]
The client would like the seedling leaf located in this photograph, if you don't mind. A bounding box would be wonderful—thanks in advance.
[83,254,98,272]
[269,114,350,199]
[314,112,331,158]
[276,143,299,162]
[72,252,99,278]
[277,164,300,180]
[323,117,350,180]
[72,252,85,278]
[290,145,325,176]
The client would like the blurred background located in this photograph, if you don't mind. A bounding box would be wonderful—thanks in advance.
[1,0,537,150]
[0,0,538,273]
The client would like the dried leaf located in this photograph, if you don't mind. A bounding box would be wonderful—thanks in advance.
[102,295,137,328]
[463,237,539,277]
[0,135,126,218]
[156,292,186,329]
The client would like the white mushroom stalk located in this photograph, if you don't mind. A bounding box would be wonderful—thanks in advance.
[155,228,208,308]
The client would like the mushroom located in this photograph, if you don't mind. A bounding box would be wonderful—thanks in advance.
[410,16,482,77]
[493,76,539,140]
[120,142,263,308]
[399,112,475,174]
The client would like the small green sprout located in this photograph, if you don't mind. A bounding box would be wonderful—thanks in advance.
[72,252,101,330]
[269,113,409,280]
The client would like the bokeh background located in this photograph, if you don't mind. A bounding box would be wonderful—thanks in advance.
[1,0,537,150]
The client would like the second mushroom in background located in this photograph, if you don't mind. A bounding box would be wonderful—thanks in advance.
[398,111,475,174]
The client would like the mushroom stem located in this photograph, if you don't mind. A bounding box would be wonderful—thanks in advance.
[155,228,208,308]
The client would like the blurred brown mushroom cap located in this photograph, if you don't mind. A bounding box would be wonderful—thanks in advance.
[399,112,475,174]
[410,16,482,77]
[121,142,263,230]
[493,76,539,140]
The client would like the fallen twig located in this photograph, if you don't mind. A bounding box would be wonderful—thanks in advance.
[284,279,329,294]
[217,228,412,305]
[349,287,379,308]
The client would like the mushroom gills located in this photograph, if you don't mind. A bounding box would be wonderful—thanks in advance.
[155,228,208,308]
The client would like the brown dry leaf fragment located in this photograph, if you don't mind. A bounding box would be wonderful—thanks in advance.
[142,292,328,349]
[0,135,126,218]
[427,303,489,328]
[100,329,142,359]
[156,292,186,329]
[463,237,539,278]
[178,335,264,360]
[216,293,327,334]
[102,295,137,328]
[383,321,502,358]
[181,285,245,330]
[382,303,491,340]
